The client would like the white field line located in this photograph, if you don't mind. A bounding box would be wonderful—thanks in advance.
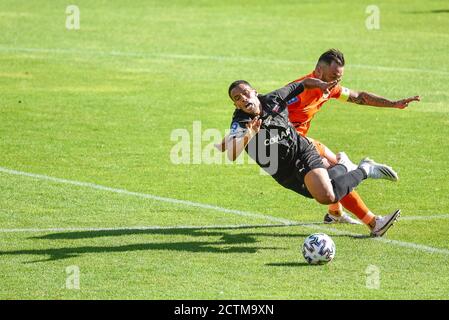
[1,45,449,76]
[1,166,449,256]
[0,167,293,225]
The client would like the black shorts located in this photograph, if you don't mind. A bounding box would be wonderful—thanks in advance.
[276,136,325,198]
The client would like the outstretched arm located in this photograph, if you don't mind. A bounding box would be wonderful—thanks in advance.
[347,90,420,109]
[302,78,338,95]
[275,78,338,103]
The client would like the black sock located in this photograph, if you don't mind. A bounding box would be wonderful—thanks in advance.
[330,168,366,202]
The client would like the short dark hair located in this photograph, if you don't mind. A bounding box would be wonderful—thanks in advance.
[317,49,345,66]
[228,80,252,99]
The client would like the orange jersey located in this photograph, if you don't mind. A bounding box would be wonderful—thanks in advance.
[286,72,345,136]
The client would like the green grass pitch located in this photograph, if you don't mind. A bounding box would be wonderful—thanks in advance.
[1,0,449,299]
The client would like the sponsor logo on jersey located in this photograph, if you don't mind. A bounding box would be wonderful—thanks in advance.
[230,122,239,134]
[264,128,290,145]
[286,97,298,105]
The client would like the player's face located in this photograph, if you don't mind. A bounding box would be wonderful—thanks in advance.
[230,84,261,116]
[317,61,344,83]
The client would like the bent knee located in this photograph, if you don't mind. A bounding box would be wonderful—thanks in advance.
[314,192,336,205]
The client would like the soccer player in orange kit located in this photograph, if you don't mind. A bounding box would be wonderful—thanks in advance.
[285,49,419,228]
[217,49,420,232]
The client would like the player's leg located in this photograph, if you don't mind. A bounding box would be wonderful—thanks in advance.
[330,154,401,235]
[303,168,336,204]
[304,165,367,204]
[320,150,362,221]
[302,166,400,236]
[311,139,345,213]
[324,148,374,225]
[300,136,398,204]
[338,191,375,225]
[301,148,365,205]
[326,153,401,235]
[309,138,344,211]
[300,138,341,204]
[313,139,395,227]
[310,138,363,224]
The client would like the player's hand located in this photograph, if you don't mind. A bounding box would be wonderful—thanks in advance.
[246,117,262,136]
[321,80,339,95]
[303,78,338,95]
[215,137,228,152]
[394,96,421,109]
[214,142,225,152]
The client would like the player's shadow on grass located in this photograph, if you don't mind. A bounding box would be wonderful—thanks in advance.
[265,262,311,267]
[28,224,368,243]
[1,226,290,263]
[404,9,449,14]
[29,225,322,241]
[0,240,278,263]
[2,226,365,263]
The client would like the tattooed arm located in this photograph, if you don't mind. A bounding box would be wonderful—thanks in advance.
[348,90,420,109]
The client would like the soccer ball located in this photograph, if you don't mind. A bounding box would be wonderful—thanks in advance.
[302,233,336,265]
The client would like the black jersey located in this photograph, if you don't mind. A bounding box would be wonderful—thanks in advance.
[229,81,324,187]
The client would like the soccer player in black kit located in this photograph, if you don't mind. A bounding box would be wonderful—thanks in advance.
[226,78,400,237]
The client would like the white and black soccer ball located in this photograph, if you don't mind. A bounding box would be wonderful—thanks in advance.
[302,233,336,265]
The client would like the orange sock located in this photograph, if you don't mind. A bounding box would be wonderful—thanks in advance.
[339,191,375,225]
[328,203,343,216]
